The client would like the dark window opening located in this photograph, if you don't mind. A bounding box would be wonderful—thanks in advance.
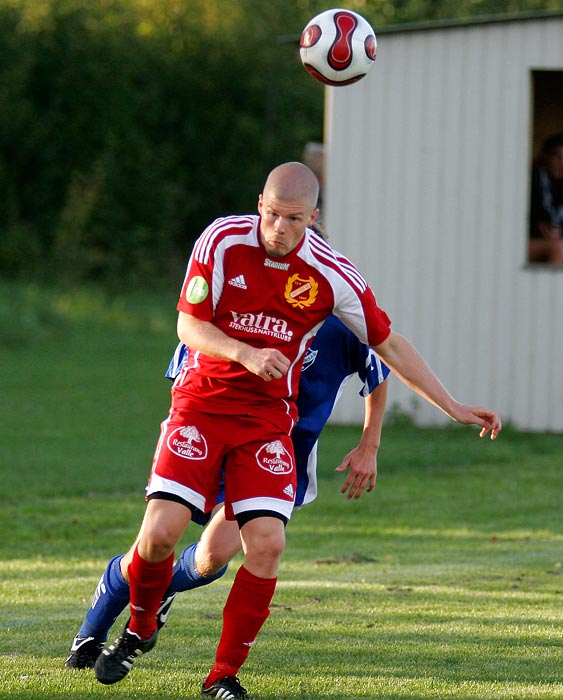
[528,70,563,267]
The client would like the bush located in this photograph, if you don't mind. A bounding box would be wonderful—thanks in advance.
[0,0,324,287]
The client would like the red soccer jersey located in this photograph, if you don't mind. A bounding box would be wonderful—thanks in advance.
[175,215,391,423]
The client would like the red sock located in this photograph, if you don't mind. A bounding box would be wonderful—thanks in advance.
[205,565,277,687]
[127,546,173,639]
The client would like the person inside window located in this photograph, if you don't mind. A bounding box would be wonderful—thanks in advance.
[529,133,563,266]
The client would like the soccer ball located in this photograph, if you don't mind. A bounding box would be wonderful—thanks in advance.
[299,8,377,86]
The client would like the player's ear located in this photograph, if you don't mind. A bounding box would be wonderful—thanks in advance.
[308,208,320,226]
[257,193,264,213]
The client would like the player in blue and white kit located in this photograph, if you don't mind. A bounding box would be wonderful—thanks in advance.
[65,314,390,670]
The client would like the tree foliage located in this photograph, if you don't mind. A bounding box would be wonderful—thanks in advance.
[0,0,559,287]
[0,0,324,285]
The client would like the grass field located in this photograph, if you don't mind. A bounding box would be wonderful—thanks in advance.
[1,283,562,699]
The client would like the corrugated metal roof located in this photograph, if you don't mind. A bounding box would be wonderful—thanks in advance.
[278,9,563,44]
[377,9,563,34]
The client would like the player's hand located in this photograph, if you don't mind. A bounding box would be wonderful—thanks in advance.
[335,444,378,500]
[239,346,291,382]
[450,403,502,440]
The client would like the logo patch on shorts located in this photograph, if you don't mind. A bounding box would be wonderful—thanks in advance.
[256,440,294,475]
[283,483,294,499]
[168,425,208,460]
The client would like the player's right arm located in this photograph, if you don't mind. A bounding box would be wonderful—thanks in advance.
[177,311,290,382]
[335,377,388,500]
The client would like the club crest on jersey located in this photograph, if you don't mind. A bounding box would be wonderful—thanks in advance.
[284,274,318,309]
[168,425,208,460]
[302,347,318,371]
[256,440,294,475]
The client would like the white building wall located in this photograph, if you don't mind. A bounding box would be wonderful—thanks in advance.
[325,15,563,431]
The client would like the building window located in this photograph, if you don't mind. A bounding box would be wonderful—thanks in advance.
[528,70,563,267]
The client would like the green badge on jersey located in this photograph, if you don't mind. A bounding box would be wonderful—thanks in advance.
[186,276,209,304]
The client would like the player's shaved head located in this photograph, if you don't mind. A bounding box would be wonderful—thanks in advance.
[263,162,319,211]
[257,162,320,257]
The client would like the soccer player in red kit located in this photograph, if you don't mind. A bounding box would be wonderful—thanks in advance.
[94,162,501,699]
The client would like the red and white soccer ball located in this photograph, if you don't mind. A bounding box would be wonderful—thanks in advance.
[299,8,377,86]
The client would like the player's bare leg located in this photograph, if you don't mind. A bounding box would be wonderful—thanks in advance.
[196,505,242,576]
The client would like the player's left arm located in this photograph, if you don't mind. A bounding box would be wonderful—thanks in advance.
[375,330,501,439]
[336,378,388,500]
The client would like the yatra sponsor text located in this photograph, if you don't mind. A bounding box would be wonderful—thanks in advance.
[229,310,294,341]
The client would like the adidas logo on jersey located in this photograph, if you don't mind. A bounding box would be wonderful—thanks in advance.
[283,484,294,499]
[228,274,247,289]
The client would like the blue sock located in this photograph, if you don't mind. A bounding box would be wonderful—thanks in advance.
[169,543,228,593]
[77,555,130,642]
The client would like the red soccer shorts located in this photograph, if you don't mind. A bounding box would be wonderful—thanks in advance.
[146,406,296,521]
